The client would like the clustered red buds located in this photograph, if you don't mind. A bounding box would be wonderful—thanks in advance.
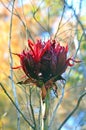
[13,39,80,100]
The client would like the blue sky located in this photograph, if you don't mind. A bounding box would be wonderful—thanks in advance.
[67,0,86,15]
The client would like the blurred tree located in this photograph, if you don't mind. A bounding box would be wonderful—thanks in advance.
[0,0,86,130]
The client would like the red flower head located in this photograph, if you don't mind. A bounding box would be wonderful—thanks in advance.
[13,39,80,100]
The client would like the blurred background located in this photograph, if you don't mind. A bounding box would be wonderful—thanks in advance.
[0,0,86,130]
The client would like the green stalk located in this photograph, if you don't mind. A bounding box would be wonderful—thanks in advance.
[44,90,50,130]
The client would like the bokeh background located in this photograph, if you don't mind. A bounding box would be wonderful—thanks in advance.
[0,0,86,130]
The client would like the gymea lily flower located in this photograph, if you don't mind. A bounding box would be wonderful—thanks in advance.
[13,39,80,100]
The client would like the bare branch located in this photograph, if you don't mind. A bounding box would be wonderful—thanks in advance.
[64,0,86,38]
[48,85,65,130]
[58,91,86,130]
[0,0,33,40]
[0,82,34,129]
[8,0,21,129]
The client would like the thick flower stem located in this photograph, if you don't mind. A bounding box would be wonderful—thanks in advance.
[44,118,48,130]
[43,90,50,130]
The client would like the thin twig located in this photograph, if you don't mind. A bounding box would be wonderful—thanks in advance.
[32,0,47,32]
[20,0,28,41]
[47,7,50,35]
[29,87,37,130]
[24,87,33,123]
[66,29,83,81]
[74,32,84,58]
[8,0,21,130]
[48,85,65,130]
[58,91,86,130]
[64,0,86,38]
[54,4,65,39]
[0,0,33,40]
[0,82,34,129]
